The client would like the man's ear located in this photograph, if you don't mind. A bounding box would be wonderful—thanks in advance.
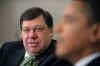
[49,28,54,37]
[95,23,100,40]
[92,23,100,47]
[90,23,100,43]
[19,31,23,40]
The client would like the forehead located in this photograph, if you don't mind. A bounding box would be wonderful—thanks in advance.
[64,1,86,16]
[22,15,47,26]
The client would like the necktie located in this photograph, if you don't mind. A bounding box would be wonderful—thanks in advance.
[20,56,39,66]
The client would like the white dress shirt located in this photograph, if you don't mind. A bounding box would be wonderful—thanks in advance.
[24,52,35,59]
[74,52,100,66]
[25,52,30,58]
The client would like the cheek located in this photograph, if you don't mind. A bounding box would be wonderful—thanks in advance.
[38,32,51,45]
[61,26,87,48]
[22,34,28,44]
[63,27,90,49]
[38,32,50,40]
[22,34,26,40]
[63,27,78,41]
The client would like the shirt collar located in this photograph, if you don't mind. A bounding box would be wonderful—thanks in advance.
[74,52,100,66]
[25,52,30,58]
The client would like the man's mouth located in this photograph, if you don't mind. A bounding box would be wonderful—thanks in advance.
[28,41,39,44]
[27,40,40,46]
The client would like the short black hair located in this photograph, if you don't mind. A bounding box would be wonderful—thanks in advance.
[74,0,100,24]
[19,7,53,30]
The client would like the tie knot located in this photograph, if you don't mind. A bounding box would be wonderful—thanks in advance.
[25,56,35,61]
[20,56,39,66]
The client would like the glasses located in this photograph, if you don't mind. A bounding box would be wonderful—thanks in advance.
[22,26,48,33]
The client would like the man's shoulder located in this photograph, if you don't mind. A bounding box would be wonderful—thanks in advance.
[1,40,23,50]
[3,40,22,45]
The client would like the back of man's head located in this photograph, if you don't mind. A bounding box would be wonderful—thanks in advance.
[74,0,100,24]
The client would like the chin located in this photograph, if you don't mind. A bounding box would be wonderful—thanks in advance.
[56,46,66,58]
[56,49,65,58]
[29,51,40,56]
[28,50,40,56]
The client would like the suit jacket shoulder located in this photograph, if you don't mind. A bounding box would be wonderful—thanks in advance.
[0,40,25,66]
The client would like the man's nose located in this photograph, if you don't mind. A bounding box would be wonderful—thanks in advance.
[29,30,38,39]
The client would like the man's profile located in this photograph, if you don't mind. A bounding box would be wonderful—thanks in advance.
[56,0,100,66]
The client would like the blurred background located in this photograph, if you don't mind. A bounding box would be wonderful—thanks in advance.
[0,0,71,46]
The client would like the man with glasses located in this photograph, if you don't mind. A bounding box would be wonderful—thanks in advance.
[0,7,72,66]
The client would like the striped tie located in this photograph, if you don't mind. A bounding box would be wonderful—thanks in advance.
[20,56,39,66]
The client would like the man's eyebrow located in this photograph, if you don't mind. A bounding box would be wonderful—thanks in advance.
[22,25,46,29]
[34,25,44,27]
[64,15,73,19]
[22,26,29,28]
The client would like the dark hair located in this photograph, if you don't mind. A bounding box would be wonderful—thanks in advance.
[20,7,53,30]
[74,0,100,25]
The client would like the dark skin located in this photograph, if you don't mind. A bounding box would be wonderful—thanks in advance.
[56,1,100,64]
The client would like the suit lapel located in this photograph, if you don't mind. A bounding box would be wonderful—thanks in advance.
[9,46,25,66]
[15,48,25,66]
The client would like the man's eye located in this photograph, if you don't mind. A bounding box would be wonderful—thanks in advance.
[23,29,30,32]
[35,27,44,31]
[64,15,74,23]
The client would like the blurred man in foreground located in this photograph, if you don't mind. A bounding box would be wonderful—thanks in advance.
[56,0,100,66]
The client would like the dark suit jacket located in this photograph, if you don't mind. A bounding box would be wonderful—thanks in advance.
[87,55,100,66]
[0,40,72,66]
